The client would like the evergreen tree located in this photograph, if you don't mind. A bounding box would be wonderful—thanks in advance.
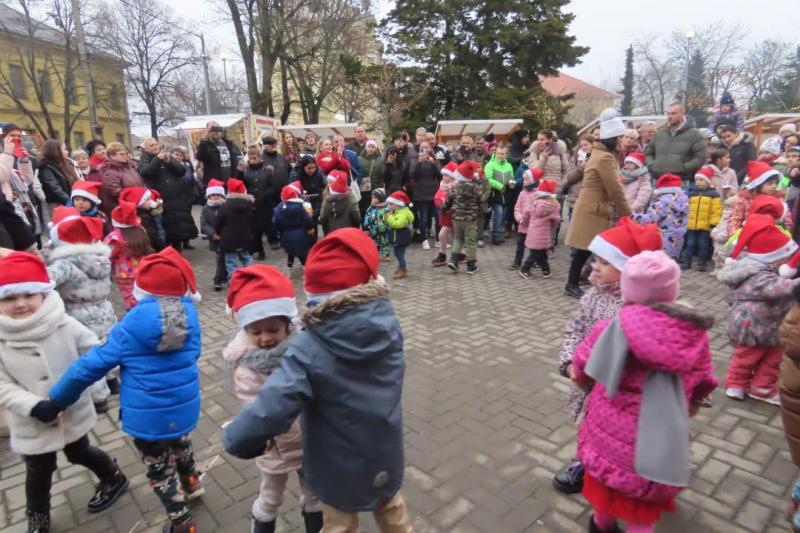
[758,46,800,112]
[619,45,634,115]
[380,0,587,124]
[685,50,710,127]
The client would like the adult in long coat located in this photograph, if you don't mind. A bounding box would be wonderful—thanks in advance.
[565,111,631,299]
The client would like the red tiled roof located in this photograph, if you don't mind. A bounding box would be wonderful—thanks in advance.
[539,72,617,100]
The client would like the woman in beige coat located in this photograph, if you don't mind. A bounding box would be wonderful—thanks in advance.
[564,110,632,299]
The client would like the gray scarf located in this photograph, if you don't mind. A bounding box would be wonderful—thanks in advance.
[224,336,291,396]
[584,317,690,487]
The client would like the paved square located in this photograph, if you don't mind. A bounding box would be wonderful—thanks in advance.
[1,232,796,532]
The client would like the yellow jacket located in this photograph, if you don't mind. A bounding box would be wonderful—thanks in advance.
[688,188,722,231]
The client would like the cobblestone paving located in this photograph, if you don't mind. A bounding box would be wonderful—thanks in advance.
[1,231,797,532]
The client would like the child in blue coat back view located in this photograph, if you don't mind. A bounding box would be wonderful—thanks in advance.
[48,246,204,533]
[223,228,413,532]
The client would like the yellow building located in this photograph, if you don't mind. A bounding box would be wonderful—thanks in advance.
[0,4,130,149]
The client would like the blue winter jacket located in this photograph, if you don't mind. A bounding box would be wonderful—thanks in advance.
[222,283,405,511]
[272,200,315,259]
[343,149,364,184]
[49,296,202,441]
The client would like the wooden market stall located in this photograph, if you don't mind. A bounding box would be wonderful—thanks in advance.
[434,119,523,145]
[745,113,800,147]
[577,115,665,137]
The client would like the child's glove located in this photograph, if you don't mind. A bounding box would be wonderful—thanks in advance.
[30,400,61,423]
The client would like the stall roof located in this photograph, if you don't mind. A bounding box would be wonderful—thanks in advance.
[175,114,248,131]
[278,123,358,139]
[434,119,522,140]
[577,115,665,136]
[745,113,800,131]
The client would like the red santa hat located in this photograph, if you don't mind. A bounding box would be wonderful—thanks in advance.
[328,170,349,196]
[281,181,304,202]
[50,205,81,227]
[133,246,200,302]
[624,152,645,168]
[750,194,788,222]
[0,251,55,299]
[454,160,479,182]
[70,180,102,205]
[304,228,379,298]
[744,160,780,190]
[441,162,458,179]
[654,173,683,194]
[694,167,714,186]
[731,213,797,264]
[227,178,246,194]
[227,264,297,327]
[588,216,664,271]
[111,202,140,228]
[536,179,557,197]
[119,187,152,208]
[51,216,104,245]
[206,179,226,198]
[523,167,544,182]
[780,251,800,278]
[387,190,411,207]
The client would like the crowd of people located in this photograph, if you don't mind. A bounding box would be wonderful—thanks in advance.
[3,95,800,533]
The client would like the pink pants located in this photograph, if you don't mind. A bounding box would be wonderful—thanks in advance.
[724,345,782,393]
[115,276,137,309]
[593,512,654,532]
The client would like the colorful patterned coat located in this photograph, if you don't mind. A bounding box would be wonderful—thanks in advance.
[631,188,689,259]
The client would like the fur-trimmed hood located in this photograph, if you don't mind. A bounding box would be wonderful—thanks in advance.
[716,256,771,287]
[46,241,112,281]
[302,280,401,363]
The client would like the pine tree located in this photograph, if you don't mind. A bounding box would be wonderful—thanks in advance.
[685,50,710,127]
[758,46,800,112]
[381,0,588,124]
[619,45,634,115]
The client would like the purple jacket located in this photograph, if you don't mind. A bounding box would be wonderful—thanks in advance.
[717,257,800,346]
[573,303,717,503]
[522,198,560,250]
[631,188,688,259]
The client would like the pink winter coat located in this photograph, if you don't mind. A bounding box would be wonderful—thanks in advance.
[513,188,536,233]
[573,303,718,503]
[223,329,303,475]
[522,197,560,249]
[621,168,652,214]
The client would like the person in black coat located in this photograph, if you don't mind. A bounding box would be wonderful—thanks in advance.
[260,137,291,249]
[214,178,254,279]
[291,155,327,239]
[138,139,198,250]
[409,143,441,246]
[383,147,405,194]
[239,147,277,259]
[195,121,242,186]
[0,195,35,251]
[38,140,79,218]
[718,125,757,186]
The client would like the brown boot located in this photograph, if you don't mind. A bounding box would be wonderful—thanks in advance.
[393,269,408,279]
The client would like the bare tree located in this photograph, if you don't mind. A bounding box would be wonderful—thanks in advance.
[633,40,679,114]
[740,40,793,111]
[92,0,196,137]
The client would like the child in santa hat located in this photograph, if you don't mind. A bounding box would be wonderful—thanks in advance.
[68,180,111,236]
[223,228,412,533]
[0,252,129,532]
[519,179,561,279]
[572,250,717,533]
[319,170,360,235]
[273,181,315,272]
[49,246,205,533]
[710,191,740,273]
[631,174,689,259]
[200,179,227,291]
[363,188,391,261]
[119,187,166,251]
[554,217,663,496]
[442,160,483,274]
[727,161,793,237]
[215,178,254,280]
[681,168,722,272]
[509,167,542,270]
[432,162,457,267]
[620,152,652,215]
[385,190,415,279]
[103,202,154,309]
[223,264,322,533]
[716,213,800,404]
[46,206,117,412]
[474,167,492,248]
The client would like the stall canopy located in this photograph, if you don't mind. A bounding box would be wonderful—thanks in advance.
[278,123,358,140]
[434,119,522,143]
[176,113,249,131]
[174,113,280,164]
[577,115,665,137]
[745,113,800,147]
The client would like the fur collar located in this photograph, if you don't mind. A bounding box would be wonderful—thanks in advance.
[226,192,254,202]
[302,280,388,326]
[47,241,111,261]
[638,301,714,330]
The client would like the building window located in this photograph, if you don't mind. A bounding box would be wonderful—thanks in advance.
[116,133,125,143]
[9,65,26,99]
[37,70,53,102]
[73,131,85,149]
[110,86,122,110]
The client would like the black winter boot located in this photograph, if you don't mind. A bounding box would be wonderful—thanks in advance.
[27,511,50,533]
[302,510,324,533]
[588,514,622,533]
[88,467,129,513]
[251,516,276,533]
[552,460,584,494]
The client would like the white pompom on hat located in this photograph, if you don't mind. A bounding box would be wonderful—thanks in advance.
[599,108,627,140]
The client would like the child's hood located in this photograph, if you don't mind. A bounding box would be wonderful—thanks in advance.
[328,193,355,208]
[224,194,255,215]
[47,242,112,280]
[716,256,771,287]
[531,198,557,216]
[619,302,713,372]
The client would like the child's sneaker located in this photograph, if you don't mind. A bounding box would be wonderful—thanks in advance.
[477,240,485,248]
[432,253,447,267]
[725,387,746,401]
[518,269,531,279]
[508,261,520,270]
[447,254,460,271]
[179,472,206,501]
[466,261,477,275]
[421,240,430,250]
[542,270,551,279]
[750,388,780,406]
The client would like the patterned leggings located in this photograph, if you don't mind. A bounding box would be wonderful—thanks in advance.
[133,435,198,523]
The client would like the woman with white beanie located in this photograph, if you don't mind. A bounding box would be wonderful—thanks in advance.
[564,109,632,299]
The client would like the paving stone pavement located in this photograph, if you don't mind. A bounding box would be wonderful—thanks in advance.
[1,229,798,532]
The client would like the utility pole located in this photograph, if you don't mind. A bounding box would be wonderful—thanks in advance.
[69,0,99,139]
[200,34,212,114]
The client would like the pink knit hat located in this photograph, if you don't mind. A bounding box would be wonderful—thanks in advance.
[621,250,680,304]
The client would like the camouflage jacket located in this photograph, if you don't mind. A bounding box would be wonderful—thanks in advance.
[442,180,482,222]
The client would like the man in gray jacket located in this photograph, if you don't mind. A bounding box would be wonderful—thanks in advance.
[645,103,707,185]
